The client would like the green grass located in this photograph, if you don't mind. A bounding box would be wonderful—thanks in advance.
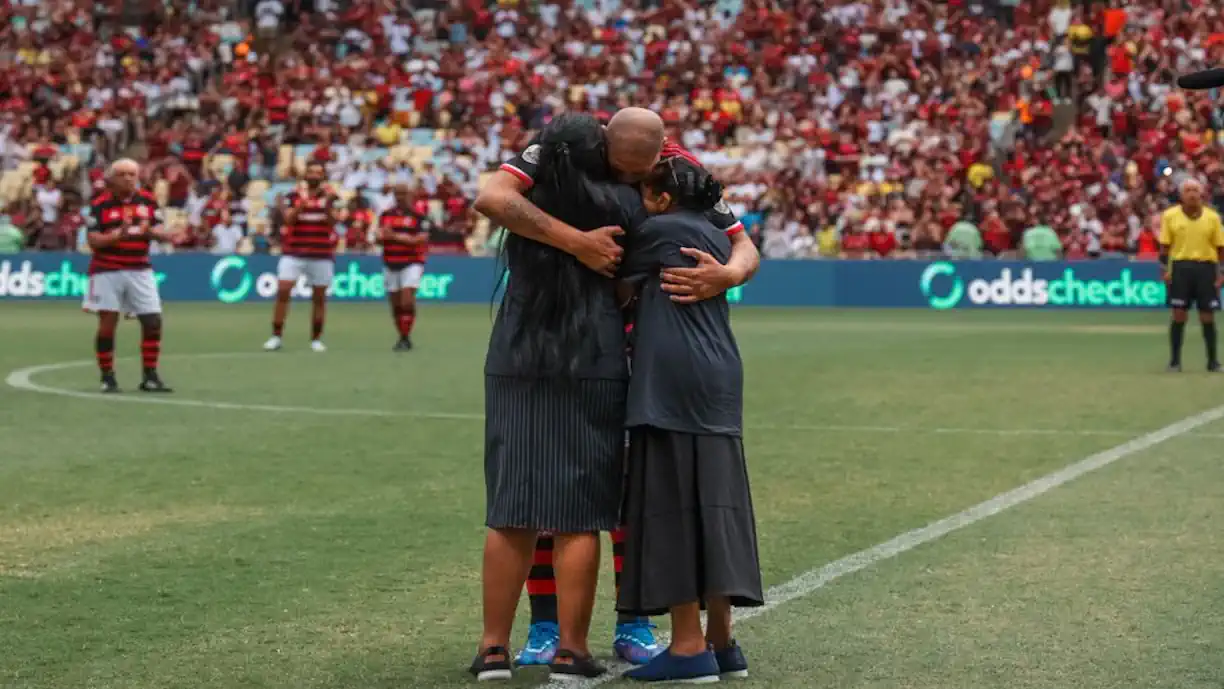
[1,303,1222,688]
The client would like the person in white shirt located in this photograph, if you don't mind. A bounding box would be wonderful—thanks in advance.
[255,0,284,33]
[35,184,62,225]
[211,222,245,254]
[1049,0,1072,38]
[1053,42,1074,100]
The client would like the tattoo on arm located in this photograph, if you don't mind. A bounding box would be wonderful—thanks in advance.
[499,195,558,244]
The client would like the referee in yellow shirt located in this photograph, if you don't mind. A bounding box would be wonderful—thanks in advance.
[1160,178,1224,372]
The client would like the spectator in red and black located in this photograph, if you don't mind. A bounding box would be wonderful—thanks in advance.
[841,224,870,259]
[438,176,470,234]
[34,194,84,251]
[981,207,1013,257]
[178,131,209,180]
[865,215,898,259]
[162,162,195,210]
[199,185,231,234]
[345,195,375,253]
[1135,222,1161,260]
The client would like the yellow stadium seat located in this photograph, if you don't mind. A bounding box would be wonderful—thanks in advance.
[410,146,434,166]
[153,179,170,208]
[247,179,270,200]
[164,208,189,231]
[0,170,22,204]
[389,145,411,165]
[277,145,294,179]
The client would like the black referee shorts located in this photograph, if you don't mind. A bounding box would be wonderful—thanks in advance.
[1168,260,1221,312]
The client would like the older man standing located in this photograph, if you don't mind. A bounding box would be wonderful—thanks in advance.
[83,159,179,393]
[1161,178,1224,372]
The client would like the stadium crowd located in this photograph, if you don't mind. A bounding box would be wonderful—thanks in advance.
[0,0,1222,261]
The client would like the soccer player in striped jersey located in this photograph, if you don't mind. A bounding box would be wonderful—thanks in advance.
[475,107,759,667]
[264,162,341,353]
[83,159,179,394]
[379,183,432,351]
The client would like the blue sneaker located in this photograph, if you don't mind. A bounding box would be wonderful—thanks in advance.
[614,619,662,665]
[623,648,720,683]
[714,641,748,679]
[514,622,559,666]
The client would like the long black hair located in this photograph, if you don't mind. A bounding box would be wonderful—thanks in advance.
[501,113,621,378]
[643,157,723,212]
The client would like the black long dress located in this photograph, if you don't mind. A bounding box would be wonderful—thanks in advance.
[614,210,764,616]
[483,185,646,533]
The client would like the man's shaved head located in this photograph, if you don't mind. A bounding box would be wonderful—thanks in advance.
[606,107,666,182]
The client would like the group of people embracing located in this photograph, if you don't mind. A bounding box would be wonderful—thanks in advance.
[470,107,764,684]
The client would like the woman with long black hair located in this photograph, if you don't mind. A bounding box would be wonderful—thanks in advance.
[470,113,646,683]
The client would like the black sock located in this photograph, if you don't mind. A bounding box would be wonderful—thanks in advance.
[1204,322,1218,364]
[95,334,115,374]
[1171,321,1186,364]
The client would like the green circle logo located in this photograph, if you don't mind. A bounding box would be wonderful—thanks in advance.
[211,256,253,304]
[920,262,964,310]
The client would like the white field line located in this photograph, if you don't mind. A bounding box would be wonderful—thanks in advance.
[536,402,1224,688]
[7,354,1224,439]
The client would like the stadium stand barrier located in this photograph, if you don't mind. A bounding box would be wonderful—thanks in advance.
[0,254,1185,310]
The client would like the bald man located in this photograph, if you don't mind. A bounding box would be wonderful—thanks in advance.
[481,108,757,668]
[478,107,759,301]
[84,159,179,393]
[1160,178,1224,371]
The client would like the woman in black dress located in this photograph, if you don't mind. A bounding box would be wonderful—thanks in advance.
[616,159,764,684]
[471,113,646,682]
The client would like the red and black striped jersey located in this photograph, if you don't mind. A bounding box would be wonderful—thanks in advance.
[379,206,431,268]
[86,189,160,274]
[283,190,338,260]
[499,136,743,237]
[200,197,227,228]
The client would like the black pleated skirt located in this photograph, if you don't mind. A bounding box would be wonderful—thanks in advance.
[484,375,628,533]
[617,427,764,617]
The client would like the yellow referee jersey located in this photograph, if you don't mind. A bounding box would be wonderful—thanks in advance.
[1160,205,1224,263]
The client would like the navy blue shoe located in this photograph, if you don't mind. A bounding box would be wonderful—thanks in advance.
[623,648,720,684]
[714,641,748,679]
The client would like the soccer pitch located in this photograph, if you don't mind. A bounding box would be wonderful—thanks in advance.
[2,303,1222,689]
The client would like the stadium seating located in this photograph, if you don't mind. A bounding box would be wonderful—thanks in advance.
[0,0,1217,261]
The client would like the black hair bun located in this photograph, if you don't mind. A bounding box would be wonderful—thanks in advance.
[694,175,723,210]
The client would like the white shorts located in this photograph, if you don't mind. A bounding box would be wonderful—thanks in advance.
[384,264,424,291]
[277,256,334,287]
[83,270,163,315]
